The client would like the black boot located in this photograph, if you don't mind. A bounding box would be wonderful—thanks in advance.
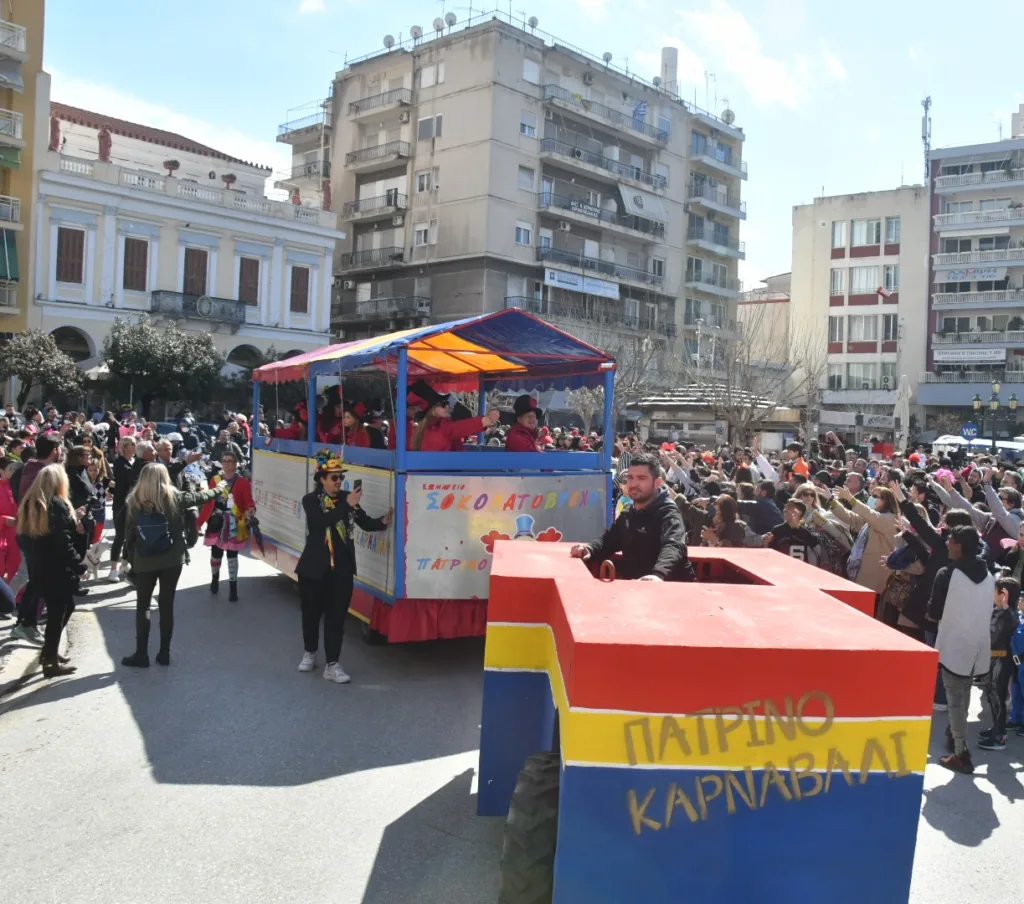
[155,648,170,666]
[210,572,220,595]
[228,581,238,603]
[41,657,76,678]
[123,608,150,668]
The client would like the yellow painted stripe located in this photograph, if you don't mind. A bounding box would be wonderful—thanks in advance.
[484,623,930,773]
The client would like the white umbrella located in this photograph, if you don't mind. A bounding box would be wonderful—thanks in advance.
[893,374,912,452]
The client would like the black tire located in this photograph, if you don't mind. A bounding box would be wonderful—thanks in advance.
[360,620,387,645]
[498,751,560,904]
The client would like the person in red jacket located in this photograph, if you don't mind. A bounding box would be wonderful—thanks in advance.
[505,395,542,452]
[412,395,500,451]
[341,403,370,448]
[387,399,423,451]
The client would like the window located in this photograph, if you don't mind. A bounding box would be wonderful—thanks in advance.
[517,165,535,191]
[885,216,900,244]
[827,363,844,390]
[979,235,1010,251]
[847,362,876,389]
[586,189,600,207]
[414,219,437,246]
[943,237,971,253]
[56,227,85,284]
[417,114,443,141]
[122,237,148,292]
[944,200,972,213]
[883,313,898,341]
[884,264,899,291]
[416,169,432,193]
[830,268,845,295]
[651,257,665,278]
[848,315,878,342]
[290,265,310,313]
[182,247,208,296]
[238,257,260,305]
[515,220,532,245]
[851,218,881,246]
[828,316,844,343]
[831,221,847,249]
[523,58,541,84]
[686,256,703,282]
[538,228,552,250]
[520,110,537,138]
[850,265,879,294]
[980,197,1012,211]
[657,114,671,136]
[420,60,444,88]
[691,131,708,157]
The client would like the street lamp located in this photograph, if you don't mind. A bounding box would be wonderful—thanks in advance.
[973,382,1019,452]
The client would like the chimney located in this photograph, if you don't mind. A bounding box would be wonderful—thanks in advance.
[1012,103,1024,139]
[660,47,679,98]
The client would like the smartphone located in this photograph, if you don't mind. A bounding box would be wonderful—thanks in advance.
[353,479,363,492]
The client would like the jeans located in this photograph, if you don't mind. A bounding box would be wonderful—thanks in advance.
[299,569,354,664]
[41,589,74,660]
[941,667,975,755]
[110,505,127,563]
[925,629,947,706]
[132,565,183,654]
[983,656,1014,737]
[15,535,37,627]
[0,574,14,615]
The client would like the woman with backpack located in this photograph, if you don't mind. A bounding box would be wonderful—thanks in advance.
[198,450,254,603]
[121,463,222,668]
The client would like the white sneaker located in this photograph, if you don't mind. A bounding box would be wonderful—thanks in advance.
[107,566,120,583]
[297,651,316,672]
[323,662,351,684]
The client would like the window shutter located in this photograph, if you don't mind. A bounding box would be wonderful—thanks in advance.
[290,266,310,313]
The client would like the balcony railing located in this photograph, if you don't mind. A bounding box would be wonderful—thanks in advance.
[536,245,664,287]
[335,296,430,321]
[0,19,27,54]
[934,248,1024,266]
[539,138,667,190]
[0,282,17,310]
[687,182,746,215]
[932,290,1024,306]
[686,226,745,255]
[286,160,330,181]
[342,193,408,216]
[542,85,668,142]
[345,140,410,166]
[278,110,330,137]
[934,207,1024,228]
[932,330,1024,345]
[342,246,405,268]
[503,296,676,337]
[0,108,23,142]
[920,370,1024,384]
[683,315,738,333]
[348,87,412,115]
[692,142,748,176]
[0,193,19,224]
[935,168,1024,190]
[150,290,246,325]
[537,192,665,238]
[685,271,743,293]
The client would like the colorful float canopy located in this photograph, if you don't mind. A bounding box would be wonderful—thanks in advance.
[253,309,616,385]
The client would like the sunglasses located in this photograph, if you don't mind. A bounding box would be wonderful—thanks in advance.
[326,474,343,482]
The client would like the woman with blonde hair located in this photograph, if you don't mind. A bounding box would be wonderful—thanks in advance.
[121,462,220,668]
[16,463,85,677]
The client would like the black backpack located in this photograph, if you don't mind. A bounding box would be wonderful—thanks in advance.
[134,510,173,556]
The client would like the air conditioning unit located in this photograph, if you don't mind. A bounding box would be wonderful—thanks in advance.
[881,376,891,389]
[387,320,397,330]
[343,279,355,290]
[861,381,871,390]
[573,147,584,160]
[683,202,692,213]
[392,215,404,226]
[582,72,594,86]
[399,111,410,123]
[558,221,571,232]
[332,276,343,288]
[545,109,555,121]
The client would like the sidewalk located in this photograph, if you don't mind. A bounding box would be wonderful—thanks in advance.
[0,619,70,699]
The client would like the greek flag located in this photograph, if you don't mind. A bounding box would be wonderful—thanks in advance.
[633,100,648,121]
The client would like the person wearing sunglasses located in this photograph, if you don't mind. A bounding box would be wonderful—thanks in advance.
[294,458,392,684]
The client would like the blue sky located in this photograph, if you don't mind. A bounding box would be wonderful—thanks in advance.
[46,0,1024,288]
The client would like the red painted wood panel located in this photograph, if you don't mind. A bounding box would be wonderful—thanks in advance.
[884,243,900,255]
[827,342,843,354]
[847,341,878,353]
[848,294,878,306]
[829,295,845,306]
[884,292,899,304]
[831,247,846,259]
[850,245,880,258]
[882,341,897,352]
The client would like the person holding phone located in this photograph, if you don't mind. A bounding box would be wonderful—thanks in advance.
[295,458,392,683]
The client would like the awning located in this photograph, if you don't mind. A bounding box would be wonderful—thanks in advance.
[0,148,19,168]
[618,186,667,223]
[0,230,18,282]
[0,58,23,92]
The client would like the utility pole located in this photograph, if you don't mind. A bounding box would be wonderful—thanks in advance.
[921,97,932,182]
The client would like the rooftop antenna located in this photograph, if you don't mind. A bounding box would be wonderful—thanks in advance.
[433,17,444,35]
[515,8,528,28]
[527,15,538,32]
[921,96,932,182]
[602,51,612,67]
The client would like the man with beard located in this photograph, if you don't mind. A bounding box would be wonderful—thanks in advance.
[571,452,695,582]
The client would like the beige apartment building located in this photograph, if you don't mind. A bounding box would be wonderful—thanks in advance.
[277,12,747,382]
[789,187,930,433]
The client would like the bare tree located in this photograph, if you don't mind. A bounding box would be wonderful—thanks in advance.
[929,411,963,438]
[565,386,604,435]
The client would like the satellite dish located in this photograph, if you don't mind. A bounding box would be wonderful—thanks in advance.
[410,25,422,39]
[602,51,612,65]
[528,15,538,29]
[208,170,217,180]
[444,11,457,26]
[433,17,444,32]
[652,76,662,87]
[383,34,395,49]
[721,108,736,125]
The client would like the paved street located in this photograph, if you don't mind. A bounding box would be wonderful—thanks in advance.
[1,551,1021,904]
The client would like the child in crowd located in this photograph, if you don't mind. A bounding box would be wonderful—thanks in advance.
[762,499,820,564]
[979,576,1021,751]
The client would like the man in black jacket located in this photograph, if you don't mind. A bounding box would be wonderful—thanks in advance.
[295,459,392,683]
[571,453,695,582]
[736,479,783,535]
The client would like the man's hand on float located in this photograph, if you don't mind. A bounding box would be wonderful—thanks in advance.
[570,544,591,561]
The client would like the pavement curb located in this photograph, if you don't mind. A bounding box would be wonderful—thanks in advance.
[0,626,70,700]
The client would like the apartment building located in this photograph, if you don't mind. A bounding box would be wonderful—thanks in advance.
[30,101,344,371]
[737,271,791,366]
[0,0,45,331]
[921,111,1024,429]
[278,11,746,381]
[790,187,930,428]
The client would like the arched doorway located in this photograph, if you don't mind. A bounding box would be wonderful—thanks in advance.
[226,344,263,368]
[50,326,94,363]
[282,349,305,360]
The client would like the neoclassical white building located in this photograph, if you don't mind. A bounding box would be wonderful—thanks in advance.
[30,102,344,373]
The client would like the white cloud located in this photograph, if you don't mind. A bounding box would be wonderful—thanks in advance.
[907,45,919,62]
[573,0,609,20]
[298,0,326,12]
[821,42,846,81]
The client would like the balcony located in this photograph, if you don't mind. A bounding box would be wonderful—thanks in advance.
[934,248,1024,269]
[150,291,246,326]
[335,295,430,323]
[504,296,676,337]
[932,290,1024,309]
[682,316,740,339]
[687,181,746,219]
[821,387,898,406]
[934,207,1024,230]
[348,87,412,118]
[0,282,17,314]
[537,192,664,240]
[690,105,744,142]
[918,369,1024,405]
[691,142,747,180]
[539,138,667,191]
[932,330,1024,347]
[341,246,405,270]
[277,109,331,145]
[0,108,24,148]
[684,271,743,299]
[920,370,1024,384]
[935,168,1024,193]
[686,226,745,260]
[542,85,668,144]
[0,193,20,226]
[536,245,664,289]
[342,192,408,222]
[344,140,410,174]
[273,160,330,192]
[0,19,27,61]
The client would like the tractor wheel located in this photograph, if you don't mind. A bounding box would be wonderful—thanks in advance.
[360,620,387,645]
[498,751,561,904]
